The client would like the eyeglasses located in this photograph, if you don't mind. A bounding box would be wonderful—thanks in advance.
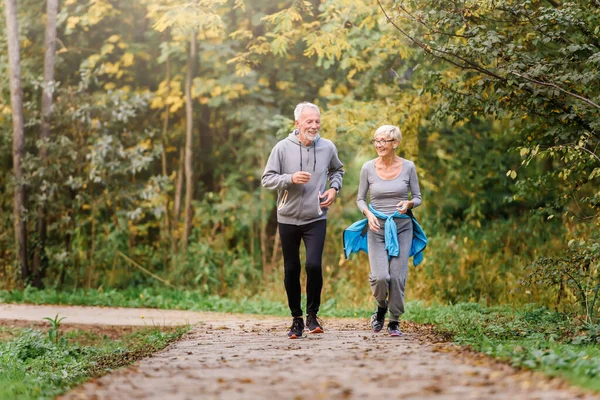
[370,139,395,146]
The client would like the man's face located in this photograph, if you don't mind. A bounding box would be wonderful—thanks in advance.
[295,108,320,143]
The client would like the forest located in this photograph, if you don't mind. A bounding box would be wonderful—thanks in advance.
[0,0,598,321]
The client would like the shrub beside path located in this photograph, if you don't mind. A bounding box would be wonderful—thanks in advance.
[1,303,598,400]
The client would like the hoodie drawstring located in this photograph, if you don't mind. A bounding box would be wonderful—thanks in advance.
[294,129,316,172]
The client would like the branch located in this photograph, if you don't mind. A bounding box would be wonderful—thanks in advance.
[396,4,476,39]
[511,72,600,111]
[376,1,600,140]
[376,0,505,81]
[566,143,600,164]
[117,250,175,288]
[545,0,560,6]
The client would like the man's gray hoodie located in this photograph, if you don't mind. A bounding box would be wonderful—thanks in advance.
[262,131,344,225]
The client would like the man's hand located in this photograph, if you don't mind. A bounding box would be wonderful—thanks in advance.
[319,188,337,207]
[292,171,311,184]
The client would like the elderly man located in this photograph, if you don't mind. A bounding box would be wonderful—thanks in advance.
[262,102,345,339]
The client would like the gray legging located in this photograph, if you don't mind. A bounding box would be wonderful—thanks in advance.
[367,217,413,322]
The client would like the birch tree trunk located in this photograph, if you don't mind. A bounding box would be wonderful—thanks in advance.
[182,32,197,251]
[4,0,28,283]
[32,0,59,288]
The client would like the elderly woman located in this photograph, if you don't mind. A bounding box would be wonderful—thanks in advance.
[354,125,424,336]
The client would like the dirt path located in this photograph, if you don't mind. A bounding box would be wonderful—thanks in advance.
[1,304,598,400]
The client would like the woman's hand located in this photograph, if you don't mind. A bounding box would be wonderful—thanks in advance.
[396,200,413,215]
[365,210,381,232]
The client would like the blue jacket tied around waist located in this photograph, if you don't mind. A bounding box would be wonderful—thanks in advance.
[343,204,427,266]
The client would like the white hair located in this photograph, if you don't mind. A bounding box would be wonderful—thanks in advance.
[374,125,402,142]
[294,102,320,121]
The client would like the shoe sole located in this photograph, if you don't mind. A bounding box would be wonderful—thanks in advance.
[288,333,303,339]
[389,331,402,337]
[307,327,323,334]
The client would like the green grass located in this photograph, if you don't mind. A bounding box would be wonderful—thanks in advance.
[0,325,189,400]
[0,286,374,317]
[405,301,600,392]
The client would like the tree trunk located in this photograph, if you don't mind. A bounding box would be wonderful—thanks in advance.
[4,0,29,283]
[269,226,281,277]
[260,151,268,275]
[182,32,197,251]
[161,56,171,269]
[32,0,59,288]
[199,104,213,191]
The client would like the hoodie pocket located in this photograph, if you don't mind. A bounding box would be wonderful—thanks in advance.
[317,191,323,216]
[278,190,289,211]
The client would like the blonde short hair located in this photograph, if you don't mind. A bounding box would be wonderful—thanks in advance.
[374,125,402,142]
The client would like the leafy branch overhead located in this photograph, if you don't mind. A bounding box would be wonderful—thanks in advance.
[377,0,599,222]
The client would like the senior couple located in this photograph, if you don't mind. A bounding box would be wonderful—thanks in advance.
[261,102,427,339]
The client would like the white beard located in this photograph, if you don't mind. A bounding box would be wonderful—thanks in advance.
[304,130,318,141]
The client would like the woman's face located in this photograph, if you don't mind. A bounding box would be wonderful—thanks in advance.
[373,135,396,157]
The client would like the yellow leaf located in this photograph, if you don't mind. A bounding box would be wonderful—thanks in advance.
[107,34,120,43]
[276,81,291,90]
[67,16,80,30]
[210,86,223,97]
[103,62,120,74]
[150,97,164,109]
[140,139,152,150]
[104,82,116,90]
[334,84,348,96]
[101,43,114,55]
[84,54,102,68]
[319,83,332,97]
[121,53,134,67]
[165,95,181,105]
[235,64,252,77]
[169,103,183,113]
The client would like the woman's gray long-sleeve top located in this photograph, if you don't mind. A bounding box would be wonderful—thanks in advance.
[356,158,422,215]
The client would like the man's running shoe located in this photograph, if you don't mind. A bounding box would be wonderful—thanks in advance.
[387,321,402,337]
[288,317,305,339]
[370,306,387,333]
[305,313,324,334]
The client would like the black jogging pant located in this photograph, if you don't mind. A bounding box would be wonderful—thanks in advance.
[278,219,326,318]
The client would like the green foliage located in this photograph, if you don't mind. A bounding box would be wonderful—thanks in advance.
[0,325,188,400]
[406,301,600,391]
[0,287,290,315]
[524,233,600,323]
[42,314,66,344]
[0,0,598,324]
[385,0,600,224]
